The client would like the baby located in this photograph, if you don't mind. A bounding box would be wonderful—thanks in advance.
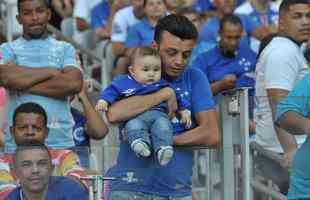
[96,47,191,166]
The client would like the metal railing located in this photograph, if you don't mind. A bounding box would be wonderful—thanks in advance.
[218,89,287,200]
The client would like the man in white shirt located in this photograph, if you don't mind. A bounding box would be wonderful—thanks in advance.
[254,0,310,195]
[73,0,101,48]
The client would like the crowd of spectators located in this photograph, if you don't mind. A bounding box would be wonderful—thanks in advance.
[0,0,309,199]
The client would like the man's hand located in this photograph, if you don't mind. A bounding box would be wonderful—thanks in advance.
[220,74,237,91]
[281,148,297,170]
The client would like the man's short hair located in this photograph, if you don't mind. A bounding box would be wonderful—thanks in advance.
[154,14,198,44]
[17,0,49,12]
[13,142,51,168]
[13,102,48,126]
[219,14,243,32]
[279,0,310,16]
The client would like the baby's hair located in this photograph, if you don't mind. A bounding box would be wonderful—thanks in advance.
[131,47,161,65]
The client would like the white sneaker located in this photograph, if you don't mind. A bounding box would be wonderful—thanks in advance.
[157,146,174,166]
[131,139,151,157]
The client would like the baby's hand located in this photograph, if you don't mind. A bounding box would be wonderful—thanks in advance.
[179,109,192,129]
[95,100,109,111]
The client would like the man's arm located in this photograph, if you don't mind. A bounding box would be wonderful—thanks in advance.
[211,74,237,95]
[267,88,298,152]
[173,109,220,148]
[0,63,59,90]
[27,66,83,98]
[275,75,310,135]
[107,87,176,123]
[277,111,310,135]
[112,42,125,57]
[78,81,109,140]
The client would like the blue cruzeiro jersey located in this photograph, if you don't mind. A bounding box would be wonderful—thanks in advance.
[100,74,189,112]
[192,45,256,90]
[0,36,79,152]
[105,68,215,197]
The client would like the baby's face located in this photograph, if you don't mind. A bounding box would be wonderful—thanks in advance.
[130,55,162,84]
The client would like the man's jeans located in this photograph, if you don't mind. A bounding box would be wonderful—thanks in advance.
[125,110,173,152]
[110,191,192,200]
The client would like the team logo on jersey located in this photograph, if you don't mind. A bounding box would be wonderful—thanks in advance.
[123,88,136,96]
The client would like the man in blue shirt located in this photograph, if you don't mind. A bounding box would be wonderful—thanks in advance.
[0,0,83,153]
[5,143,88,200]
[193,14,256,96]
[199,0,265,49]
[276,73,310,199]
[105,14,220,200]
[125,0,166,50]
